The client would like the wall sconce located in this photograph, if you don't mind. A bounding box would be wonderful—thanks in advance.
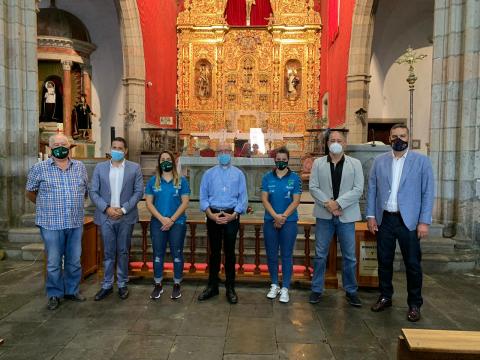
[355,107,367,125]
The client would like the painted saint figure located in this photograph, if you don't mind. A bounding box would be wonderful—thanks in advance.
[197,63,210,98]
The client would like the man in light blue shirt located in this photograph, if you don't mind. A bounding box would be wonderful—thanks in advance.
[198,143,248,304]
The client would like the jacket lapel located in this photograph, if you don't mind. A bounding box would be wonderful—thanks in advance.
[120,161,129,196]
[323,157,333,192]
[398,152,414,189]
[104,161,112,195]
[385,154,393,188]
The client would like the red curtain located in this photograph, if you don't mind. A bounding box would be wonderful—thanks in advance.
[250,0,273,26]
[328,0,339,43]
[137,0,178,127]
[225,0,272,26]
[225,0,246,26]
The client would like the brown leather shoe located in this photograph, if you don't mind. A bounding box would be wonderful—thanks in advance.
[371,297,392,312]
[407,306,421,322]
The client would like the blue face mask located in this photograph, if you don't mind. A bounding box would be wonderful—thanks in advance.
[111,149,125,162]
[218,153,231,166]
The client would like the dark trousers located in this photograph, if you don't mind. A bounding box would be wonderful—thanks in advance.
[377,212,423,307]
[206,217,239,288]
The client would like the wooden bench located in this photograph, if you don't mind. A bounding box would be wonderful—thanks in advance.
[398,328,480,360]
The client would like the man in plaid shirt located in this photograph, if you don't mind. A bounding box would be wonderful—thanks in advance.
[26,134,88,310]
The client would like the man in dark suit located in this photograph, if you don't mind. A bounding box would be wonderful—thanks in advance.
[367,124,434,322]
[90,137,144,300]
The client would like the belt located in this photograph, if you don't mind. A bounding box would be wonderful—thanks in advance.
[210,207,235,214]
[384,210,401,216]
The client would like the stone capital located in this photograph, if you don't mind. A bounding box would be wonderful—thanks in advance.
[61,60,73,71]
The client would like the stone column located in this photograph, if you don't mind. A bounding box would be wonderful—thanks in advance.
[81,63,92,105]
[430,0,480,247]
[0,0,39,231]
[62,60,73,137]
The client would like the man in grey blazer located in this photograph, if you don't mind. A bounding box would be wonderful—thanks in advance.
[367,124,434,322]
[309,130,364,306]
[90,137,144,301]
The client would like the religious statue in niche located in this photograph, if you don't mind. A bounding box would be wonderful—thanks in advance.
[195,61,212,99]
[40,78,63,123]
[246,0,256,26]
[285,60,302,100]
[72,94,95,140]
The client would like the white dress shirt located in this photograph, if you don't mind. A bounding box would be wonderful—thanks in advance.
[385,150,408,212]
[109,160,125,212]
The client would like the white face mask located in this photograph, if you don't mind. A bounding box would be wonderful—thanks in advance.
[329,142,343,155]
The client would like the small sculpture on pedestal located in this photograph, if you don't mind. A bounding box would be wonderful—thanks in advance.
[40,80,63,123]
[72,94,95,140]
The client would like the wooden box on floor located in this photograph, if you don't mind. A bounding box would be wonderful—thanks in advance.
[397,328,480,360]
[43,216,99,280]
[355,222,379,288]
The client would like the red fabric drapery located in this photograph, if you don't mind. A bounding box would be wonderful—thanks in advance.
[137,0,177,127]
[328,0,340,43]
[225,0,272,26]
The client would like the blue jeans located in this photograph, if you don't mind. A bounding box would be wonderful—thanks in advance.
[150,219,186,284]
[263,221,297,289]
[40,226,83,298]
[311,217,358,294]
[100,219,134,289]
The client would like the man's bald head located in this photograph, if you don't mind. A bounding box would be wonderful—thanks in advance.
[49,134,70,148]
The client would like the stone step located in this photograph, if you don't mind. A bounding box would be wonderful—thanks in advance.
[7,227,42,243]
[21,243,44,261]
[19,214,37,227]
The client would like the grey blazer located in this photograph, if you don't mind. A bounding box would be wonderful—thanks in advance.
[309,155,364,223]
[89,160,144,225]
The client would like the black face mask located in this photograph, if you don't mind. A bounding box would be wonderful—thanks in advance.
[52,146,69,159]
[160,160,174,172]
[275,161,288,170]
[391,138,408,152]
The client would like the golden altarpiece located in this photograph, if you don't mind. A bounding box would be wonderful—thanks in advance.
[177,0,321,155]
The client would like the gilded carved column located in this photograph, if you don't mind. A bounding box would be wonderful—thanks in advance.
[62,60,73,137]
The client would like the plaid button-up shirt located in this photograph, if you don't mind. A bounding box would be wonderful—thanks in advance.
[26,158,88,230]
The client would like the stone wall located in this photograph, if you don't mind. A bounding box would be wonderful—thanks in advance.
[0,0,39,236]
[430,0,480,248]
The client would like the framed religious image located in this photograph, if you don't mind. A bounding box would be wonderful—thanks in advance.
[284,59,302,100]
[195,59,212,99]
[412,139,421,149]
[160,116,173,126]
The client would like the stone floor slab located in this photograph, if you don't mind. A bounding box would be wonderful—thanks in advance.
[168,335,224,360]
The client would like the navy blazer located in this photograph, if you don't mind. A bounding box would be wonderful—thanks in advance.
[89,160,144,225]
[366,150,434,231]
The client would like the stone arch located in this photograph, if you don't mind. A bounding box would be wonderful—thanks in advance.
[114,0,146,160]
[345,0,376,143]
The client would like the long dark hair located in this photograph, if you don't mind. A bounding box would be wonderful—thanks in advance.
[154,150,179,189]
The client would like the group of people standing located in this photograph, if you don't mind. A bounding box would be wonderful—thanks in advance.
[27,122,433,322]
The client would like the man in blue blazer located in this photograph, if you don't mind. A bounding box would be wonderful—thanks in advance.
[90,137,144,301]
[367,124,434,322]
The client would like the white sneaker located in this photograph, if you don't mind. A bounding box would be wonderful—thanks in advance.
[279,287,289,303]
[266,284,280,299]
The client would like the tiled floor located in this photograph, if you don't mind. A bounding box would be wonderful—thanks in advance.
[0,260,479,359]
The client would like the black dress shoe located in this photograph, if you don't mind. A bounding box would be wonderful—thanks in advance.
[64,293,86,302]
[226,286,238,304]
[47,296,60,310]
[407,306,421,322]
[94,288,113,301]
[197,286,219,301]
[118,287,129,300]
[346,292,362,307]
[371,296,392,312]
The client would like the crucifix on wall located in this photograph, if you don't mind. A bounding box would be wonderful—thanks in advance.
[246,0,255,25]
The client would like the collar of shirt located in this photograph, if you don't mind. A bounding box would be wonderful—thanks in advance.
[48,157,73,169]
[110,159,126,168]
[391,149,409,160]
[272,168,291,179]
[327,154,345,164]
